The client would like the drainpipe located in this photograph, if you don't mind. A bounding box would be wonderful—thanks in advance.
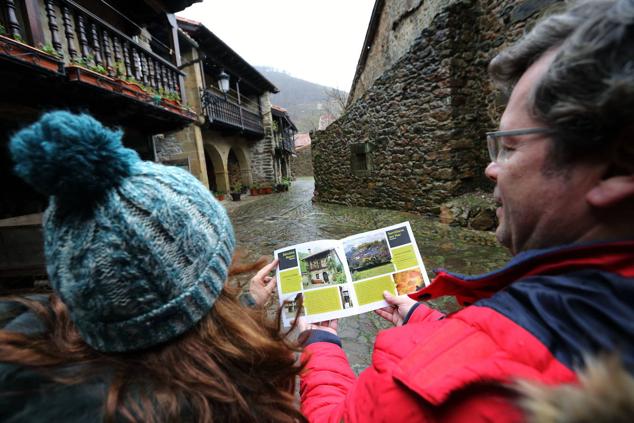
[237,79,244,130]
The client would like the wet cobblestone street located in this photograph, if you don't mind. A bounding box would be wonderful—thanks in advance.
[227,177,510,374]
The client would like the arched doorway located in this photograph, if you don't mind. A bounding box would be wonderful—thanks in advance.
[228,146,252,187]
[205,151,217,192]
[227,150,241,188]
[203,144,228,193]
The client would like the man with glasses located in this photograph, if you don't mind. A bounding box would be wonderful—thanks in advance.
[299,0,634,421]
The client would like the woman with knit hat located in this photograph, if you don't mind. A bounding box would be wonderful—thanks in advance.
[0,111,303,422]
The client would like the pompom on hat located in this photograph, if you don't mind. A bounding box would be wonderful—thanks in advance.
[9,111,235,352]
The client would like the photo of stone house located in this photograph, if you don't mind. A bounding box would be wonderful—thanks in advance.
[299,247,345,290]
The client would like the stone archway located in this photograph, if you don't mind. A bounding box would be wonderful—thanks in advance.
[203,144,229,193]
[227,146,252,187]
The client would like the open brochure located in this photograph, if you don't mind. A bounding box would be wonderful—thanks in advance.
[274,222,430,326]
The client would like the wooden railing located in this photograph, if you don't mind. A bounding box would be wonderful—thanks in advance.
[274,129,295,153]
[282,136,294,153]
[201,88,264,135]
[215,86,261,116]
[0,0,183,99]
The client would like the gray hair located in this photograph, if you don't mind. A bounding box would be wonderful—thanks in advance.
[489,0,634,168]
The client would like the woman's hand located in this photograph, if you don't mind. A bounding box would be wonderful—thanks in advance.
[248,258,279,307]
[374,291,417,326]
[298,318,338,336]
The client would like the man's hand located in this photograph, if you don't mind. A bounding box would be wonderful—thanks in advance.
[248,258,279,307]
[374,291,418,326]
[298,318,338,336]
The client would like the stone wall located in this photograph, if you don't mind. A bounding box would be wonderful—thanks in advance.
[315,0,560,216]
[201,128,254,192]
[291,146,314,177]
[350,0,453,104]
[160,43,210,188]
[250,92,276,183]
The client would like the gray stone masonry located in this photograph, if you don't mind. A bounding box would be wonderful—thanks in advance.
[314,0,560,217]
[291,147,314,177]
[250,93,276,183]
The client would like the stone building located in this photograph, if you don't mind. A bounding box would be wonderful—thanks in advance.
[271,105,297,182]
[304,248,339,284]
[160,18,298,194]
[157,17,281,194]
[313,0,561,215]
[291,132,313,177]
[1,0,198,278]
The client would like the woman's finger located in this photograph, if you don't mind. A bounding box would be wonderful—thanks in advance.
[254,258,279,279]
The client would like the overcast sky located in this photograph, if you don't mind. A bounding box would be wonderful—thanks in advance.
[178,0,376,91]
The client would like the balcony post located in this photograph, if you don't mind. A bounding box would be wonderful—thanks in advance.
[24,0,45,47]
[44,0,63,55]
[76,14,90,60]
[236,79,244,130]
[90,22,102,65]
[122,41,132,77]
[5,0,22,39]
[103,32,113,74]
[61,3,78,61]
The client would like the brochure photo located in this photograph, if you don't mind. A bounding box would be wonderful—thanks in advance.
[274,222,430,326]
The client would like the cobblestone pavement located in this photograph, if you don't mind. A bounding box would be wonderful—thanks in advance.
[227,177,510,375]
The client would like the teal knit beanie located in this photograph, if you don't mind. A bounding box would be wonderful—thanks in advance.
[9,111,235,352]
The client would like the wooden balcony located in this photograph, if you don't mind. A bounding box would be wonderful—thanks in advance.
[274,132,294,154]
[200,87,264,136]
[0,0,196,131]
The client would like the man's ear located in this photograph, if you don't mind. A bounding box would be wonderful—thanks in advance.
[587,175,634,207]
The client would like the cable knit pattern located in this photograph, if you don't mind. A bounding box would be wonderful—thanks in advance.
[10,111,235,352]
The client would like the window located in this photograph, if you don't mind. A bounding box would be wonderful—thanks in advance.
[350,143,373,176]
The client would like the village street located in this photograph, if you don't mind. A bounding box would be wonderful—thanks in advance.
[226,177,510,374]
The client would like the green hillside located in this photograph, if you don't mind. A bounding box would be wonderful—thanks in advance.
[257,67,347,132]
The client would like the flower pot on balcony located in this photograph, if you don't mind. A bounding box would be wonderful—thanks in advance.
[250,188,258,196]
[162,98,180,107]
[214,193,225,201]
[0,35,63,74]
[117,79,150,101]
[158,97,196,121]
[66,65,117,92]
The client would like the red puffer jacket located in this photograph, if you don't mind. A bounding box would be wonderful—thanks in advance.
[300,241,634,422]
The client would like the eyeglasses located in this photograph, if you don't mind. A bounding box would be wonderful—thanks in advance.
[486,127,554,162]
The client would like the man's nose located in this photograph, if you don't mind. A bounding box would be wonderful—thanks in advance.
[485,161,499,182]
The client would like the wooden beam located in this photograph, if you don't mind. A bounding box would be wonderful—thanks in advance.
[24,0,45,46]
[166,13,186,102]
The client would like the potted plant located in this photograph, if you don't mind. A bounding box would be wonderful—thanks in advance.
[0,35,64,74]
[66,55,122,93]
[214,191,225,201]
[261,184,273,195]
[160,89,181,107]
[230,183,242,201]
[116,75,148,99]
[250,182,260,196]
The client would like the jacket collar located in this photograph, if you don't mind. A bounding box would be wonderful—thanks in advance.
[409,240,634,306]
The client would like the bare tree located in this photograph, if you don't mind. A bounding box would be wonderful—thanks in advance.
[323,87,349,118]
